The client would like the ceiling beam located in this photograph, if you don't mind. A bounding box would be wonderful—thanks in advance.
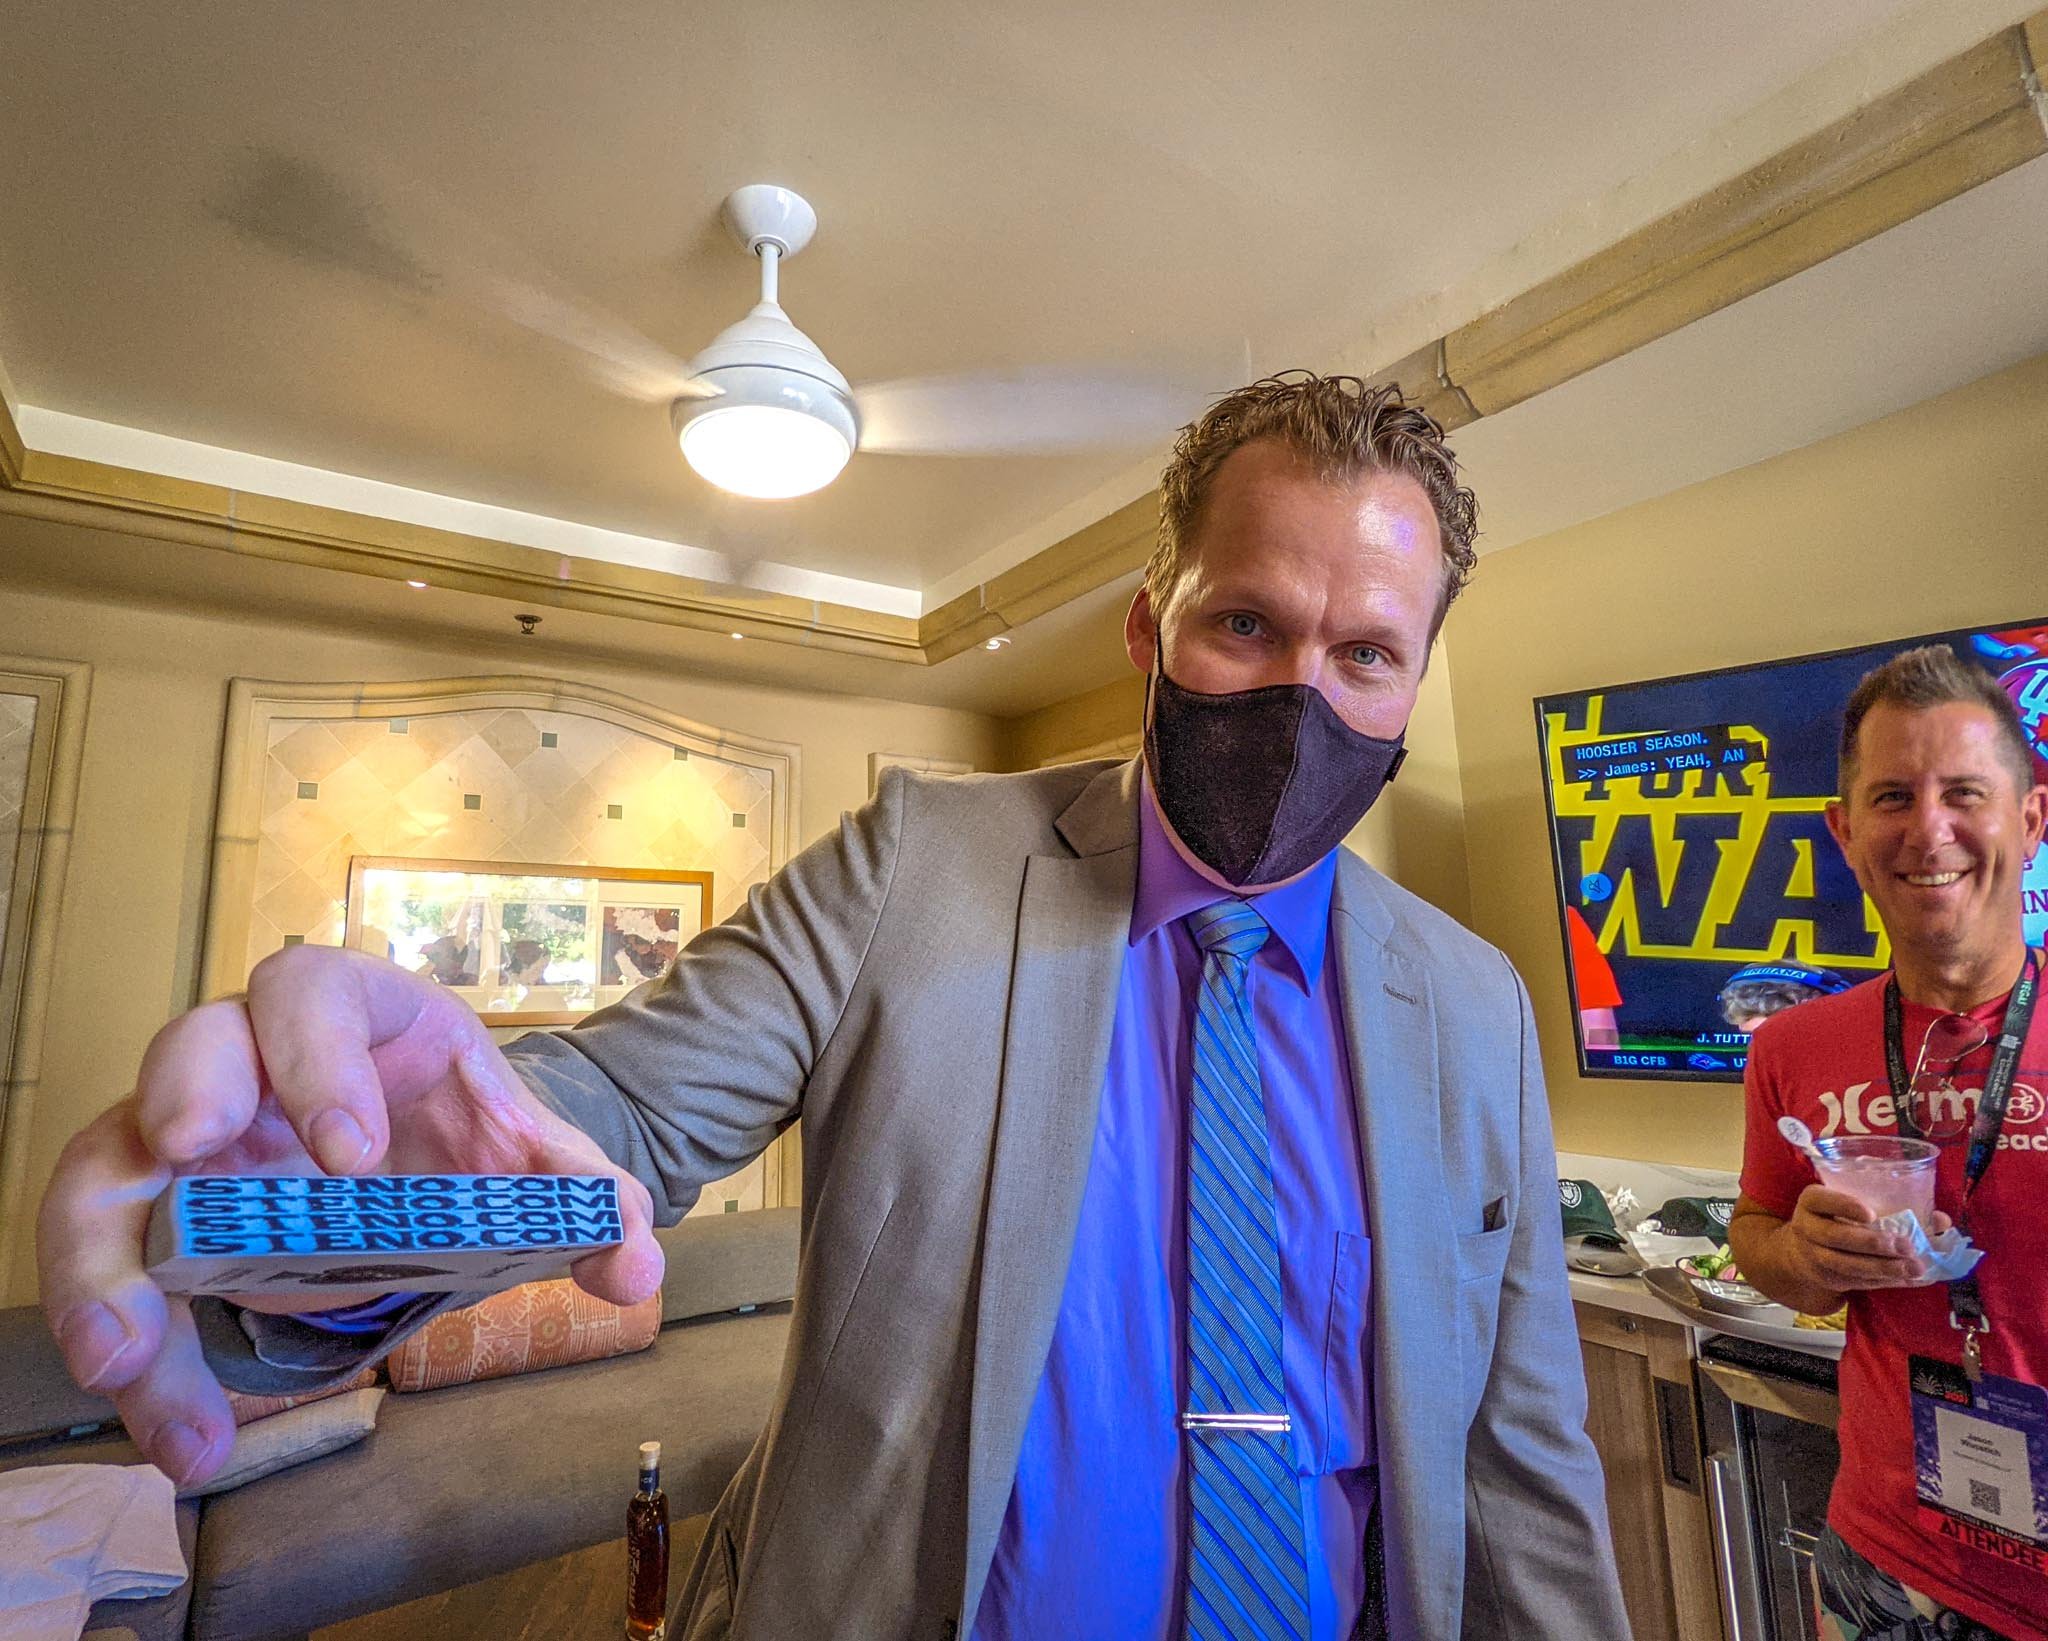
[0,451,925,661]
[1411,19,2048,426]
[0,381,24,489]
[919,492,1158,665]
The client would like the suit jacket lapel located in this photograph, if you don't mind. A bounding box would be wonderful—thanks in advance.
[960,762,1137,1628]
[1332,860,1463,1641]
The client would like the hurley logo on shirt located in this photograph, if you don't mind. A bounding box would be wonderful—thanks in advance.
[1812,1079,2048,1148]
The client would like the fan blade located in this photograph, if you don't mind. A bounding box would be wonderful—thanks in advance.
[853,367,1218,456]
[212,148,703,403]
[477,270,705,403]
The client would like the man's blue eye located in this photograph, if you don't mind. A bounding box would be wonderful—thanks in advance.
[1225,614,1260,637]
[1350,646,1382,667]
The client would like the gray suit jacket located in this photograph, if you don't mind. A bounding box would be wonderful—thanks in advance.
[502,758,1626,1640]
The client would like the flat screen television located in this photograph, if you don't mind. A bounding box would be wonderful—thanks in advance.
[1535,616,2048,1082]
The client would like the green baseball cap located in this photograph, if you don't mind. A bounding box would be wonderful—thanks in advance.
[1558,1179,1625,1246]
[1647,1196,1735,1242]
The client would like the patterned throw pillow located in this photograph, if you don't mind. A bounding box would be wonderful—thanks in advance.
[384,1278,661,1393]
[224,1367,381,1426]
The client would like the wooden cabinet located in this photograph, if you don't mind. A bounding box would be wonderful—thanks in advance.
[1575,1302,1726,1641]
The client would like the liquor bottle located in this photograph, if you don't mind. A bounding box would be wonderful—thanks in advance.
[626,1439,669,1641]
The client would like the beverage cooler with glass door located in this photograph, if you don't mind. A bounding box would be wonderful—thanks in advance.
[1697,1335,1843,1641]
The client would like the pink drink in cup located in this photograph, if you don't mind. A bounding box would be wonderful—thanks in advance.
[1810,1135,1939,1227]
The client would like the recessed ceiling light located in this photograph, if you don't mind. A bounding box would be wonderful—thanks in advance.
[406,579,429,589]
[983,635,1012,651]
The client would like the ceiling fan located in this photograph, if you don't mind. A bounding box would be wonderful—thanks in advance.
[216,155,1225,502]
[667,185,870,498]
[669,184,1225,498]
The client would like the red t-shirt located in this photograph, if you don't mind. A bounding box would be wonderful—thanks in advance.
[1741,976,2048,1640]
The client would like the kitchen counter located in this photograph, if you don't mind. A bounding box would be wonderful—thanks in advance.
[1566,1265,1695,1326]
[1558,1147,1737,1342]
[1556,1150,1843,1361]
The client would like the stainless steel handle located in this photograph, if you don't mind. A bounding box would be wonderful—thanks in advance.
[1707,1455,1752,1641]
[1778,1525,1822,1562]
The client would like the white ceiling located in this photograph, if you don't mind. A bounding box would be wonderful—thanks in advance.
[0,0,1945,610]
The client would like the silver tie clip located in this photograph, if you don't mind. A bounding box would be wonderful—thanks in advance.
[1180,1411,1292,1435]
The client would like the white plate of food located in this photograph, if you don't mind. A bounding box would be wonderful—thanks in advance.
[1675,1250,1793,1320]
[1640,1264,1846,1358]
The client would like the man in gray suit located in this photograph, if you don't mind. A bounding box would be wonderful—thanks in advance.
[41,374,1626,1639]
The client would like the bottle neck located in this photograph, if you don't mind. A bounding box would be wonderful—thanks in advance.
[639,1463,661,1494]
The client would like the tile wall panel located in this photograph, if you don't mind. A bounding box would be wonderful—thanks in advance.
[248,704,780,1215]
[0,693,37,952]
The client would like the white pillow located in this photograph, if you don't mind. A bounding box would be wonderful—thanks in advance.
[177,1387,384,1499]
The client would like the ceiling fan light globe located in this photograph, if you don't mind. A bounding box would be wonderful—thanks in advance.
[678,398,853,499]
[672,265,857,497]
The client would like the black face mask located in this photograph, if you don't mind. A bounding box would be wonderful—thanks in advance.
[1143,656,1407,889]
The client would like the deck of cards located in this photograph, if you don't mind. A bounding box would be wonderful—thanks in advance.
[145,1173,626,1298]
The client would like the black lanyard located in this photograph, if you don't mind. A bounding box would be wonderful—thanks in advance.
[1884,948,2040,1371]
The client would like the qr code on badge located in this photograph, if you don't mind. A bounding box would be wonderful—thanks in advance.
[1968,1477,2003,1517]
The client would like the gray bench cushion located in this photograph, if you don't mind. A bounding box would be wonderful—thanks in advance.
[656,1205,798,1323]
[190,1306,790,1640]
[0,1304,116,1443]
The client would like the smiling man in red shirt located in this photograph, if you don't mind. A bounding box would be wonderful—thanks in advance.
[1731,644,2048,1641]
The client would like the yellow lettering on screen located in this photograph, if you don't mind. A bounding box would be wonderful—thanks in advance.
[1546,697,1890,971]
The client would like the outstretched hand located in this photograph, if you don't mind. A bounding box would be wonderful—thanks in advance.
[37,945,662,1486]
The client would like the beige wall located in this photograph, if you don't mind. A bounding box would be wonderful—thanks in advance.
[1445,347,2048,1171]
[0,580,1000,1301]
[998,674,1145,770]
[1345,647,1470,926]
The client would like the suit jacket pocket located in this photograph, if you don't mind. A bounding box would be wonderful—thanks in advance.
[677,1522,739,1641]
[1317,1229,1375,1475]
[1454,1222,1512,1285]
[1454,1223,1512,1422]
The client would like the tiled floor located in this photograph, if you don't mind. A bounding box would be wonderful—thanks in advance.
[312,1515,708,1640]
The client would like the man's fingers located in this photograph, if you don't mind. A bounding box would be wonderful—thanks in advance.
[243,946,425,1175]
[38,1107,172,1395]
[569,1169,665,1308]
[1815,1252,1923,1291]
[1797,1186,1878,1224]
[475,1048,666,1309]
[135,998,266,1165]
[111,1299,236,1489]
[1798,1214,1904,1259]
[420,1038,664,1307]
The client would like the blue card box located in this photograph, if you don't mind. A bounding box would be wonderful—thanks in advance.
[144,1173,625,1298]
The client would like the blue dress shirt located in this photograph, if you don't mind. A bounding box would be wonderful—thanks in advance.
[972,783,1376,1639]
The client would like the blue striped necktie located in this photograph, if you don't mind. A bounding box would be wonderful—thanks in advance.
[1182,899,1308,1641]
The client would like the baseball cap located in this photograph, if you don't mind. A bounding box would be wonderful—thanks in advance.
[1558,1179,1625,1246]
[1647,1196,1736,1242]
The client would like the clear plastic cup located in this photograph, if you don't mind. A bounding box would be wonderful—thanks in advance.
[1810,1135,1939,1226]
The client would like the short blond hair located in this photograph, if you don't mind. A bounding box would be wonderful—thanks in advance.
[1145,372,1478,631]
